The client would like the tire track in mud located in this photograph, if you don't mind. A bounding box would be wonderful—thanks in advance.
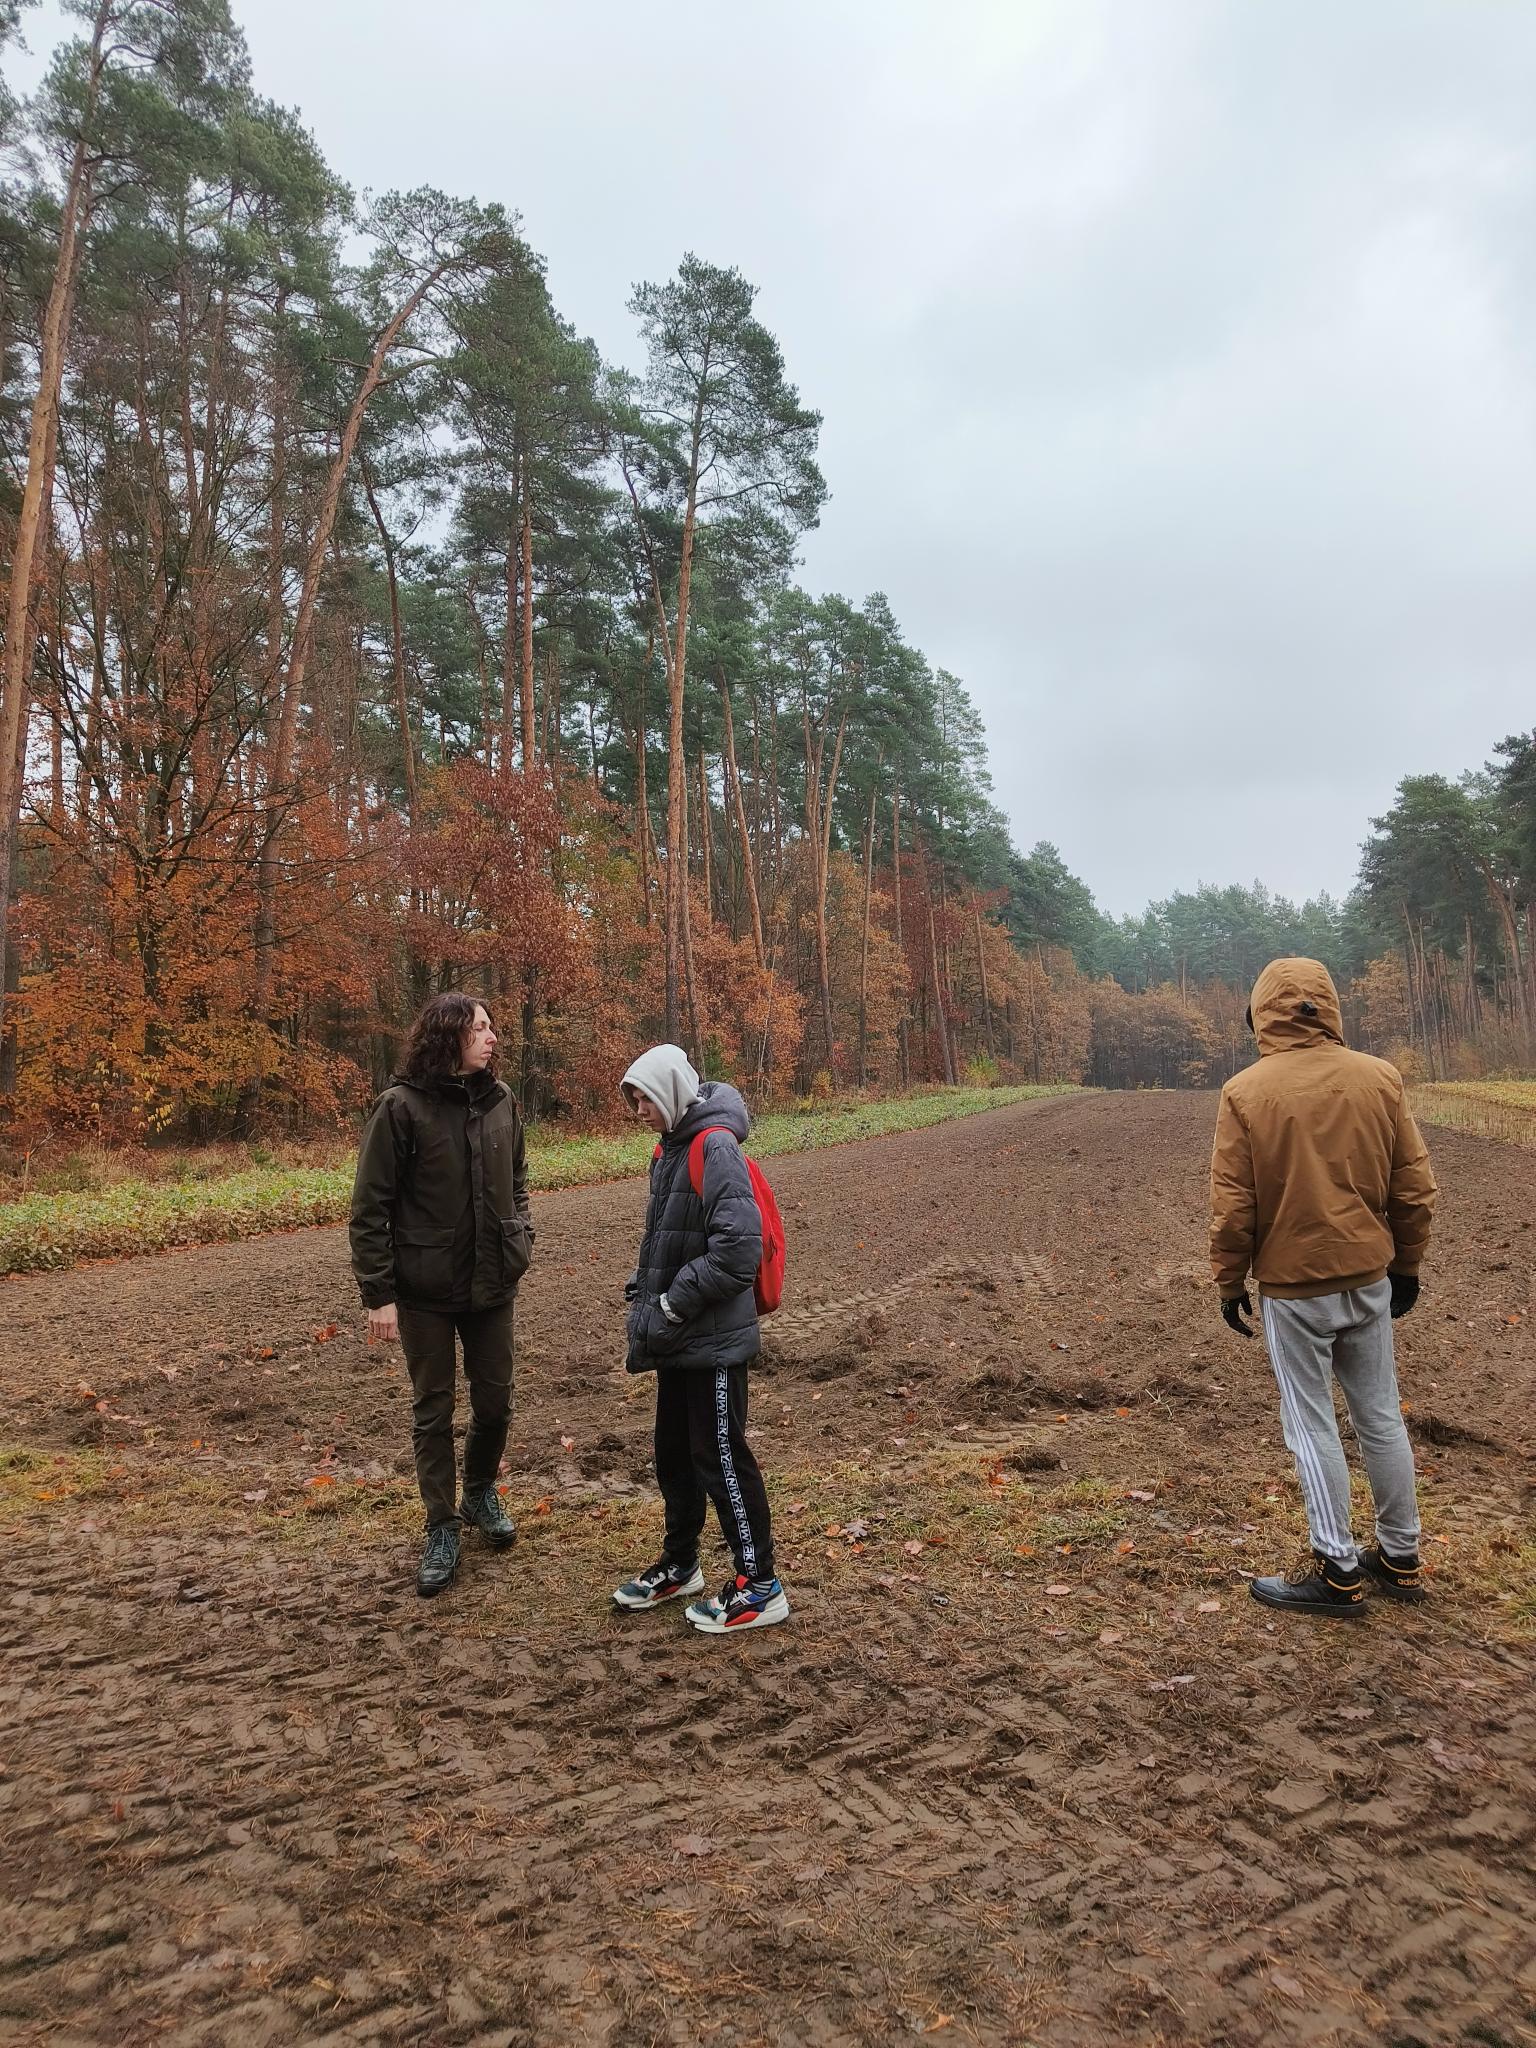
[3,1090,1536,2045]
[6,1520,1535,2048]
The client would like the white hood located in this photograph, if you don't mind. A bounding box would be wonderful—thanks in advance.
[620,1043,700,1133]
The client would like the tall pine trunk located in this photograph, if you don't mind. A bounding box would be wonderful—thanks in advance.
[929,897,956,1085]
[717,673,763,965]
[697,746,713,919]
[519,481,536,770]
[892,786,910,1089]
[251,258,456,1092]
[361,458,417,816]
[974,898,996,1056]
[858,783,877,1082]
[813,710,847,1077]
[0,5,107,1064]
[664,462,699,1043]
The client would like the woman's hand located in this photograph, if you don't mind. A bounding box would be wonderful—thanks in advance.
[368,1302,400,1345]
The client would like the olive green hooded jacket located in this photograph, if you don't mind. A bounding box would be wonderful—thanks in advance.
[349,1070,532,1313]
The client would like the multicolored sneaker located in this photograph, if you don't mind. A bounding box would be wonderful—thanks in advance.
[1361,1545,1427,1603]
[685,1575,790,1633]
[612,1559,706,1611]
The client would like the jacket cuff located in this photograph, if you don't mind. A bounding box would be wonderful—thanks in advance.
[359,1283,396,1310]
[1387,1259,1421,1275]
[1219,1285,1249,1302]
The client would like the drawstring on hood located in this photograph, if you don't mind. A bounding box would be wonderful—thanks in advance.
[621,1043,701,1133]
[1248,957,1345,1056]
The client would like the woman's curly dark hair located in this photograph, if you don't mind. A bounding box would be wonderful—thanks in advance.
[400,992,496,1083]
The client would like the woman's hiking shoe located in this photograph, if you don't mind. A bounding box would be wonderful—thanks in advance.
[1362,1545,1427,1603]
[685,1575,790,1633]
[461,1488,517,1549]
[1250,1553,1366,1618]
[416,1523,461,1598]
[612,1559,705,1610]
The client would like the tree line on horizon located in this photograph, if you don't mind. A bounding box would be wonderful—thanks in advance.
[0,3,1527,1147]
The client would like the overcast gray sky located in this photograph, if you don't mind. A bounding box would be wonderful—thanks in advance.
[17,1,1536,914]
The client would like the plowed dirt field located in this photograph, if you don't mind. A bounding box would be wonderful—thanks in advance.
[2,1090,1534,2048]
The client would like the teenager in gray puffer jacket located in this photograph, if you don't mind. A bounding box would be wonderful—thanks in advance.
[612,1043,789,1634]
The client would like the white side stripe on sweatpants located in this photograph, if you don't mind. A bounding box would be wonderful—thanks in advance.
[714,1368,757,1578]
[1261,1296,1351,1559]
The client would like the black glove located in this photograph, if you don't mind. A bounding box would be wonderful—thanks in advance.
[1389,1272,1420,1320]
[1220,1290,1255,1339]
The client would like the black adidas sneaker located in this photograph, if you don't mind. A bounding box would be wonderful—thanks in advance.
[1361,1546,1427,1603]
[1250,1552,1367,1618]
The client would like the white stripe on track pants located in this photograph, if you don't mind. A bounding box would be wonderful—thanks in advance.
[1260,1279,1420,1566]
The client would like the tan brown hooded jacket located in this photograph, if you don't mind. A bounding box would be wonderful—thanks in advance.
[1209,957,1437,1301]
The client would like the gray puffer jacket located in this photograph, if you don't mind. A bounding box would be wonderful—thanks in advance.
[625,1081,762,1375]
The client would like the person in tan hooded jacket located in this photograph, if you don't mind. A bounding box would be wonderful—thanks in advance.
[1210,958,1437,1617]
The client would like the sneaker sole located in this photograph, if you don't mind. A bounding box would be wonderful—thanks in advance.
[1362,1573,1426,1604]
[1249,1582,1366,1618]
[612,1570,705,1611]
[686,1593,791,1634]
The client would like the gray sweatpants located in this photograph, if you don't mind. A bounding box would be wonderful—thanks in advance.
[1260,1280,1420,1567]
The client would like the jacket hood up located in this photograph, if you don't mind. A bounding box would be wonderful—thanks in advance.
[621,1043,700,1132]
[1249,957,1345,1056]
[672,1079,752,1146]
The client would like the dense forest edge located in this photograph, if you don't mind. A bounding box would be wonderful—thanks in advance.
[0,2,1530,1157]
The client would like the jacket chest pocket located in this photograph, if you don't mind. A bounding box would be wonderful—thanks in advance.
[482,1127,516,1206]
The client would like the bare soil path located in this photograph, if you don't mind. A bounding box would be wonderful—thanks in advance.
[2,1091,1534,2047]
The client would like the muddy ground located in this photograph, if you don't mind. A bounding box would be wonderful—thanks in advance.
[2,1090,1534,2048]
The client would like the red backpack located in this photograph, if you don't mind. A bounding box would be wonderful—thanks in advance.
[653,1127,787,1315]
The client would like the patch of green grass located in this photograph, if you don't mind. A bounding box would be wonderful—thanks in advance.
[0,1084,1082,1276]
[1411,1080,1536,1149]
[0,1165,358,1276]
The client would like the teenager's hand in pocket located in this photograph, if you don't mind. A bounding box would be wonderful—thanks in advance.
[368,1303,399,1345]
[642,1299,688,1352]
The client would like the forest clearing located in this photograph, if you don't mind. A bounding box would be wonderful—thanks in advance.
[0,7,1534,2047]
[3,1089,1534,2048]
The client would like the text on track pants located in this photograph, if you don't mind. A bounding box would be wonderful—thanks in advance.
[654,1366,775,1582]
[1260,1279,1420,1567]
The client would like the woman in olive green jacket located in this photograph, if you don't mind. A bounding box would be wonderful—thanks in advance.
[350,993,533,1597]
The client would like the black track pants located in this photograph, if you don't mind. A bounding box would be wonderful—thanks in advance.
[654,1367,775,1582]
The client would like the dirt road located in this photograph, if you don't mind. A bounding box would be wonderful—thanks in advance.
[2,1091,1534,2047]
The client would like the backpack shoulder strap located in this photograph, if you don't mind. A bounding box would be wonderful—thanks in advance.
[686,1125,735,1198]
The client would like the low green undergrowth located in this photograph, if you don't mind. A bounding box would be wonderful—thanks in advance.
[1411,1080,1536,1149]
[0,1084,1081,1276]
